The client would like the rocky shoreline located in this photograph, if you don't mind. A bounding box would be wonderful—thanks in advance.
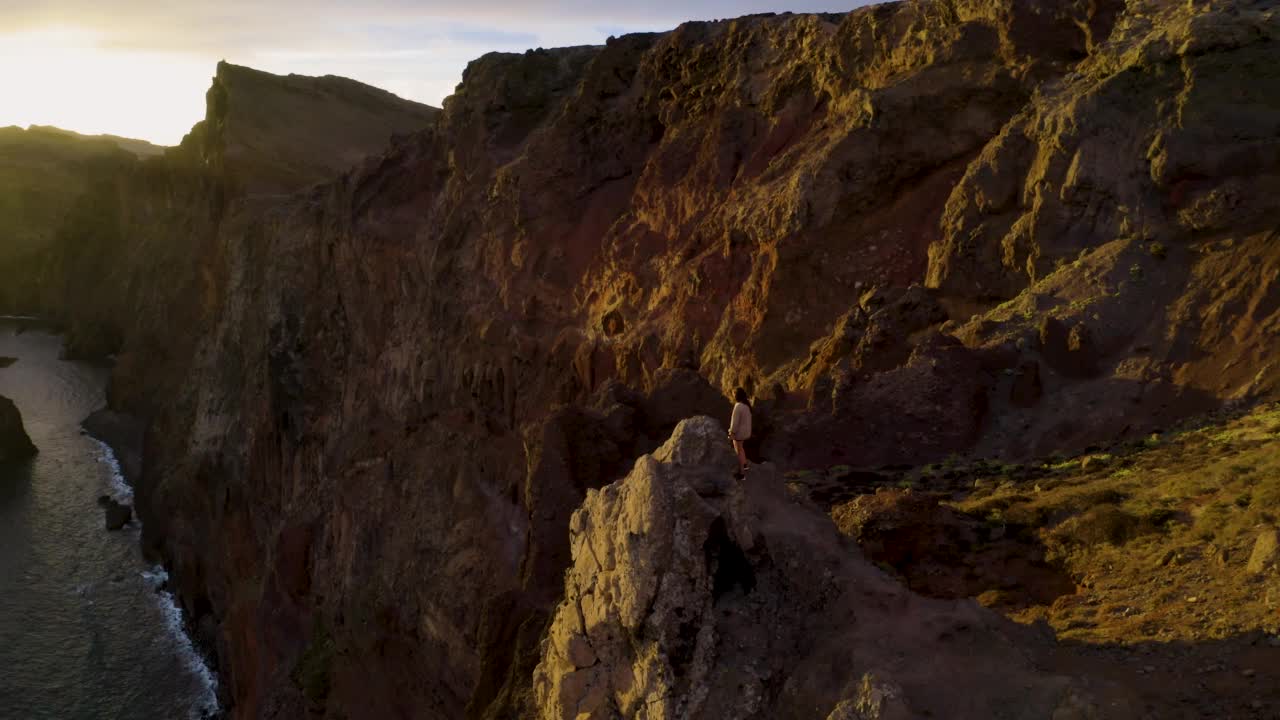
[81,408,145,486]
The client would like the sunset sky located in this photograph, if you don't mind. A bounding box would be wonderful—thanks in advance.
[0,1,865,146]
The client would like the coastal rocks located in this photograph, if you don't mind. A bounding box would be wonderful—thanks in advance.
[97,495,133,530]
[0,395,37,462]
[532,417,1133,719]
[81,409,145,485]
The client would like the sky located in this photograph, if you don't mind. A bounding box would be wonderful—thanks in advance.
[0,1,869,146]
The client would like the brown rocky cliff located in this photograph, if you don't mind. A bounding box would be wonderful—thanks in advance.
[0,126,141,310]
[108,4,1127,718]
[191,61,440,195]
[927,0,1280,457]
[25,1,1280,719]
[533,416,1136,719]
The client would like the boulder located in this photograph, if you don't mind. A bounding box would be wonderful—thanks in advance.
[0,395,37,462]
[102,498,133,530]
[1247,528,1278,575]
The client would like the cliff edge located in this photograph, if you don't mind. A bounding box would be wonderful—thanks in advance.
[184,61,440,195]
[534,417,1135,718]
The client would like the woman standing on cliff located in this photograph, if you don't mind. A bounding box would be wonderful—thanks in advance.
[728,387,751,479]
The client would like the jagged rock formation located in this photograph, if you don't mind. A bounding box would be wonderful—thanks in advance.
[97,494,134,531]
[187,61,440,195]
[4,0,1279,718]
[926,0,1280,457]
[533,417,1133,718]
[0,395,37,462]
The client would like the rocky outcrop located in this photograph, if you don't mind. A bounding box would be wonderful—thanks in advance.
[927,0,1280,455]
[82,409,146,485]
[533,417,1133,718]
[97,495,134,530]
[188,62,439,195]
[0,395,37,462]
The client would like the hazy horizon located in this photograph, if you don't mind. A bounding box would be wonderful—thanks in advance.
[0,1,870,146]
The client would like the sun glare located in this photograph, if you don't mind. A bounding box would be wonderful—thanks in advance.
[0,27,213,146]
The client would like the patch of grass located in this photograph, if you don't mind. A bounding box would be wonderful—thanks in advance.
[1051,505,1150,548]
[940,402,1280,645]
[1227,463,1255,477]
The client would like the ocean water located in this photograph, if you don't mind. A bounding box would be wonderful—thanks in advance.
[0,324,219,719]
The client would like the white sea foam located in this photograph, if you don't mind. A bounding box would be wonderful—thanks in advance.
[92,438,133,504]
[95,439,220,719]
[143,566,221,720]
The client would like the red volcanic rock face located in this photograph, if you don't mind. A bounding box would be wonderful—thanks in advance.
[19,1,1280,718]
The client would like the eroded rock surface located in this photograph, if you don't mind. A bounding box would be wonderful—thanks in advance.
[928,0,1280,455]
[533,417,1133,719]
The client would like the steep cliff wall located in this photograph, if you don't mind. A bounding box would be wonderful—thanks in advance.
[193,62,440,195]
[19,1,1280,719]
[19,62,439,363]
[926,0,1280,457]
[0,126,141,308]
[108,3,1133,718]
